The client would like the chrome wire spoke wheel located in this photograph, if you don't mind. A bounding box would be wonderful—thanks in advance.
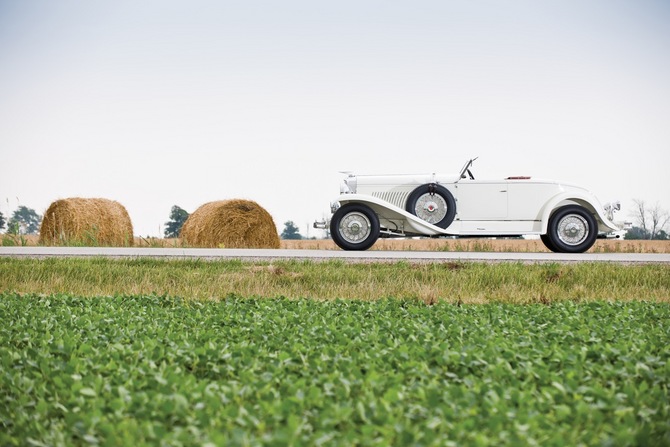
[339,212,372,243]
[405,184,457,229]
[330,204,380,251]
[557,214,589,246]
[545,205,597,253]
[414,193,448,224]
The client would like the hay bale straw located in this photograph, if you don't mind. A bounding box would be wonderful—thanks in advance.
[39,198,134,246]
[180,200,280,248]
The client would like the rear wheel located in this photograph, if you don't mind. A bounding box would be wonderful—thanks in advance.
[544,205,598,253]
[540,234,558,253]
[330,204,380,251]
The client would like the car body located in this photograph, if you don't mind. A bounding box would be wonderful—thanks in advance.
[318,158,621,253]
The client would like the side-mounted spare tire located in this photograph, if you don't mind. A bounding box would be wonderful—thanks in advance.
[542,205,598,253]
[405,184,457,229]
[330,203,380,251]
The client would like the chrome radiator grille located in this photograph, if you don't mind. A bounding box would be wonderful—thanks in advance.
[371,191,410,209]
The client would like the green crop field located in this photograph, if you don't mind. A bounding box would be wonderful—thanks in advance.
[1,293,669,446]
[1,258,669,445]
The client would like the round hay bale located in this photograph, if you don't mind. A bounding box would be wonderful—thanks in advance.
[180,200,280,249]
[39,198,134,246]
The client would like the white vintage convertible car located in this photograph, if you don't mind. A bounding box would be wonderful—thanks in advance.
[317,158,621,253]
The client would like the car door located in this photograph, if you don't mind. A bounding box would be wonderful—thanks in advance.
[453,181,508,220]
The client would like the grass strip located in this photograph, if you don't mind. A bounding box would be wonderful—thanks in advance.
[1,257,669,303]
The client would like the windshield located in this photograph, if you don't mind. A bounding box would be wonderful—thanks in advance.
[457,157,477,182]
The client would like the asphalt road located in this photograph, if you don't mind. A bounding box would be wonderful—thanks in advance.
[1,247,669,264]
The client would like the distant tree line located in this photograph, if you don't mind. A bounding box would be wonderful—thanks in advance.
[626,199,670,240]
[281,220,303,240]
[0,206,42,235]
[164,205,189,238]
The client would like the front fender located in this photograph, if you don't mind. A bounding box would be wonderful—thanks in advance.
[539,191,619,234]
[334,194,451,236]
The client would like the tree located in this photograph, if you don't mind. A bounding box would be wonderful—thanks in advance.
[629,199,670,240]
[281,220,303,240]
[626,226,669,240]
[0,211,5,232]
[624,226,648,240]
[164,205,189,238]
[8,206,42,235]
[649,203,670,240]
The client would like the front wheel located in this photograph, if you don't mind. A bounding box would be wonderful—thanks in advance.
[543,205,598,253]
[330,204,380,251]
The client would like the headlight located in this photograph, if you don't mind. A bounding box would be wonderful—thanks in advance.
[340,180,349,194]
[340,175,357,194]
[604,201,621,221]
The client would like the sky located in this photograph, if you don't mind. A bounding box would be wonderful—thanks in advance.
[1,0,669,238]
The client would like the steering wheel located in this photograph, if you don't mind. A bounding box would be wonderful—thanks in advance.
[466,169,474,180]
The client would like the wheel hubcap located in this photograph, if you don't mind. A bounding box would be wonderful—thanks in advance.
[340,212,371,243]
[415,194,448,224]
[557,214,589,246]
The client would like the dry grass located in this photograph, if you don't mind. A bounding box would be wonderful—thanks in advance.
[280,238,670,253]
[10,234,670,253]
